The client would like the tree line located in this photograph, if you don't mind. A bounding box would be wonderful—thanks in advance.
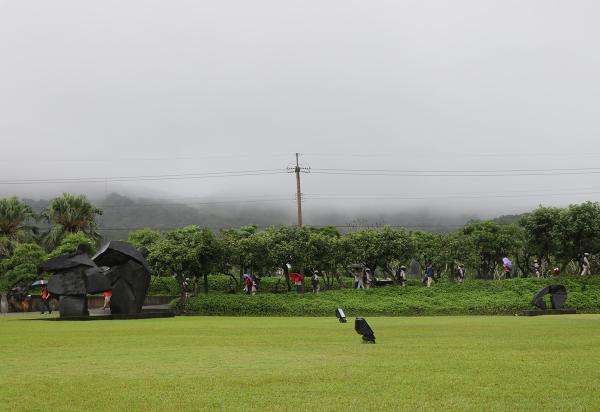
[1,193,599,296]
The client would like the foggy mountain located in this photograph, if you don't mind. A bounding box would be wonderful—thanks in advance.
[22,192,509,241]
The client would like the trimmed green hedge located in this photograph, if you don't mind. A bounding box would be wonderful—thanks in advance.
[149,274,353,296]
[180,276,600,316]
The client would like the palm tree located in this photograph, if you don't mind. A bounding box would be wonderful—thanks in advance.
[42,193,103,248]
[0,197,38,242]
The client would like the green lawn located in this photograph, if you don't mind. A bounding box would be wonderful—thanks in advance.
[1,315,599,411]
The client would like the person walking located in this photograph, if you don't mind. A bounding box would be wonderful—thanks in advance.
[364,269,372,289]
[532,260,541,278]
[40,285,52,314]
[456,264,465,284]
[244,275,252,295]
[311,271,320,294]
[356,270,365,289]
[291,273,304,295]
[396,266,407,286]
[581,253,591,276]
[425,263,434,287]
[102,290,112,310]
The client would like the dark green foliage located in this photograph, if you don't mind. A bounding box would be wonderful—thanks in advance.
[0,197,37,242]
[42,193,103,249]
[128,228,161,249]
[48,232,96,258]
[0,243,47,289]
[148,276,180,295]
[181,276,600,316]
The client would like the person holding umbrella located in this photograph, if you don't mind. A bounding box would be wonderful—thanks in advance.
[31,280,51,314]
[290,272,304,295]
[502,257,513,278]
[243,274,252,295]
[40,284,51,314]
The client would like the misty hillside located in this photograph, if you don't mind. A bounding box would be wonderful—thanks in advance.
[22,192,489,241]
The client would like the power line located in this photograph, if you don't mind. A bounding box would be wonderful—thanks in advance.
[0,169,286,185]
[303,152,600,159]
[101,197,296,209]
[314,166,600,173]
[302,190,600,201]
[311,169,600,177]
[0,153,292,163]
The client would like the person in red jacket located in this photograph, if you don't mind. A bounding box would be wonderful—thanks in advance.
[40,285,52,314]
[103,290,112,310]
[290,273,304,295]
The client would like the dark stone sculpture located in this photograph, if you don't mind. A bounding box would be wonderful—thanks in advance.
[355,317,376,343]
[43,245,102,318]
[93,241,150,315]
[531,284,568,310]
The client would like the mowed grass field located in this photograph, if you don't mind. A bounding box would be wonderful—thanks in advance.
[1,315,599,411]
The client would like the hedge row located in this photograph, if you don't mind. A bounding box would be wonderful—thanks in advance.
[179,276,600,316]
[148,274,354,295]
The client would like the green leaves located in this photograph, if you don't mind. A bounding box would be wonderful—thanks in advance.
[0,197,37,241]
[41,193,103,248]
[0,242,47,288]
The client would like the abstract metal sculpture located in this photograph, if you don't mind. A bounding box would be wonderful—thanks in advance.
[44,245,101,318]
[531,284,568,310]
[93,241,150,315]
[355,317,376,343]
[42,241,151,318]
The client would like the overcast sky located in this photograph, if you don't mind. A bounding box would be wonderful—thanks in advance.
[1,0,599,218]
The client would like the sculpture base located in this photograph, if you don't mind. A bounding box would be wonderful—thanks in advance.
[518,309,577,317]
[46,308,175,321]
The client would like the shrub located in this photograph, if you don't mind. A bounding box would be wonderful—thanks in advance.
[180,276,600,316]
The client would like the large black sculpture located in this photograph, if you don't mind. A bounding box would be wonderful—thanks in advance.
[44,245,105,318]
[92,241,150,315]
[42,241,151,318]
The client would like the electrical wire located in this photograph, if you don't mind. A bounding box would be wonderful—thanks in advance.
[0,169,286,185]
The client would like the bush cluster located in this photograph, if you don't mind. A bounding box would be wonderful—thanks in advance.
[180,276,600,316]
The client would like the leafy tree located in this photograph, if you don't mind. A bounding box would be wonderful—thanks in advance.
[462,222,523,279]
[0,243,47,288]
[519,206,562,270]
[128,228,162,249]
[305,228,342,289]
[343,226,413,276]
[42,193,103,249]
[48,232,97,258]
[0,197,38,242]
[262,226,311,291]
[221,225,266,278]
[555,202,600,270]
[147,226,221,299]
[429,231,478,279]
[411,231,445,275]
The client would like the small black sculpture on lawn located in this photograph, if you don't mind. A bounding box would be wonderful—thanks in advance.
[44,244,106,318]
[93,241,150,315]
[355,317,376,344]
[336,308,347,323]
[531,284,568,310]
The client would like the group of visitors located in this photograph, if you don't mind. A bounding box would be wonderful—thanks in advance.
[243,274,260,295]
[353,268,372,289]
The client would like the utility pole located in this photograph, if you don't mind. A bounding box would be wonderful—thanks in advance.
[287,153,310,226]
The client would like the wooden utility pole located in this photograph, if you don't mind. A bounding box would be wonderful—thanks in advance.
[287,153,310,227]
[295,153,303,226]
